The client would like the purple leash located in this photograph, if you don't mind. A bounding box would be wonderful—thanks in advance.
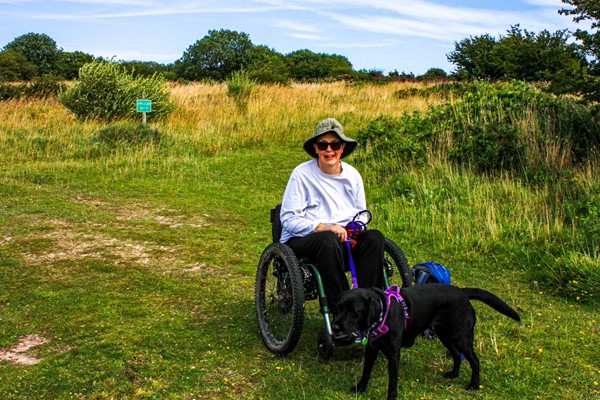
[345,210,371,289]
[346,240,359,289]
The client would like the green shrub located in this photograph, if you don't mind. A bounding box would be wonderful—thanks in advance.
[93,122,163,147]
[359,81,600,172]
[59,60,173,122]
[448,122,522,172]
[226,70,256,113]
[357,113,433,165]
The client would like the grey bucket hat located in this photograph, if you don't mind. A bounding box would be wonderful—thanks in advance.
[303,118,358,159]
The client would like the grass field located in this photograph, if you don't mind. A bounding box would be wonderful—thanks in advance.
[0,82,598,399]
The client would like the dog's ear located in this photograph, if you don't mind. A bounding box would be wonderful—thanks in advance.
[366,289,382,325]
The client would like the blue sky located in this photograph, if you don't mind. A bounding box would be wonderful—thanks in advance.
[0,0,583,75]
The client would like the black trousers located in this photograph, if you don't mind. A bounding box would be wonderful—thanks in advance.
[285,229,385,309]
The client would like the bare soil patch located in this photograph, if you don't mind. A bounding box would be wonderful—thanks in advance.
[0,334,49,365]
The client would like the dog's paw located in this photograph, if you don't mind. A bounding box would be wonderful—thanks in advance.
[465,383,480,391]
[351,384,367,393]
[443,371,459,379]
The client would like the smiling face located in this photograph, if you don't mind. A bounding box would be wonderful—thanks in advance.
[313,133,345,174]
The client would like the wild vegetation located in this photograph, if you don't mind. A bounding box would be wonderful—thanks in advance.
[59,61,173,122]
[0,80,598,399]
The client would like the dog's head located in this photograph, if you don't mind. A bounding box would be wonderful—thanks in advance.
[331,288,384,337]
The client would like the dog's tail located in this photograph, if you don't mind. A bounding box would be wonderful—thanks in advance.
[463,288,521,322]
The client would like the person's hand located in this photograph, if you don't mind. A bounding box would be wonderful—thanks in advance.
[316,223,347,242]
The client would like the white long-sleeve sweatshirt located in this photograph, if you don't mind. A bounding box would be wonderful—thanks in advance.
[279,159,366,243]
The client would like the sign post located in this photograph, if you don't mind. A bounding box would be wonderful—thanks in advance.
[136,99,152,125]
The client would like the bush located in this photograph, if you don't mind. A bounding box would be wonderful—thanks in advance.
[359,81,600,172]
[93,122,163,147]
[448,122,522,172]
[226,70,256,113]
[357,113,433,165]
[59,60,173,122]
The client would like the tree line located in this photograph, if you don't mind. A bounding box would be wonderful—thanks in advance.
[1,1,600,95]
[0,29,421,84]
[0,28,448,84]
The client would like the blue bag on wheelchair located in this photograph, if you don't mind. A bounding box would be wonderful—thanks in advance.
[412,261,451,285]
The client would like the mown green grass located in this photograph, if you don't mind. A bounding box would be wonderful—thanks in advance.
[0,86,598,399]
[1,146,598,399]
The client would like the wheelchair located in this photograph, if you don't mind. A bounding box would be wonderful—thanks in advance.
[255,205,413,359]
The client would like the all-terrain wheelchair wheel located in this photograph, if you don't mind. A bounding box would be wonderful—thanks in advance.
[255,242,305,355]
[383,237,413,288]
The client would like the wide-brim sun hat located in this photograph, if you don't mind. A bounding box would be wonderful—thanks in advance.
[303,118,358,159]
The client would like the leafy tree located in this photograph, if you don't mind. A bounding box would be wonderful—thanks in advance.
[3,33,61,77]
[417,68,448,82]
[354,68,385,82]
[176,29,254,81]
[448,26,586,95]
[0,50,37,81]
[388,70,415,81]
[284,49,321,79]
[323,53,354,77]
[284,49,353,80]
[560,0,600,100]
[561,0,600,69]
[59,51,97,80]
[493,26,585,83]
[245,45,289,84]
[120,60,172,78]
[447,34,500,79]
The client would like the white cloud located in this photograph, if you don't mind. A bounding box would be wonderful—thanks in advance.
[269,20,320,33]
[288,33,328,40]
[255,0,572,37]
[524,0,564,7]
[0,1,286,20]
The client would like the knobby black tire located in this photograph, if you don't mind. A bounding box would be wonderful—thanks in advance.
[383,238,413,288]
[255,242,305,355]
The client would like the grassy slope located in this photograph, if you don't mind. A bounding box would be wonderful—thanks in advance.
[0,84,598,399]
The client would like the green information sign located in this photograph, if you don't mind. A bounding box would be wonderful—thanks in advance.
[136,99,152,113]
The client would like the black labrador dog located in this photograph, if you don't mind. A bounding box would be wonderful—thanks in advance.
[332,284,520,400]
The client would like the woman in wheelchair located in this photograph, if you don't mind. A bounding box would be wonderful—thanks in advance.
[279,117,386,314]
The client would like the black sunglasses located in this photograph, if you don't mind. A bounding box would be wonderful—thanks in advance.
[315,141,343,151]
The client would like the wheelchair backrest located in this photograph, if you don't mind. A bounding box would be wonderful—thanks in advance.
[270,204,282,243]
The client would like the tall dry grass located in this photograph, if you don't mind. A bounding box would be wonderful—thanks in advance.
[0,81,436,161]
[166,81,432,153]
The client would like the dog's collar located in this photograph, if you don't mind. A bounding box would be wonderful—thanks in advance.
[366,285,409,342]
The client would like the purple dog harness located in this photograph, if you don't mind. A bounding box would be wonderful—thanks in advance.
[343,211,408,344]
[366,285,409,342]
